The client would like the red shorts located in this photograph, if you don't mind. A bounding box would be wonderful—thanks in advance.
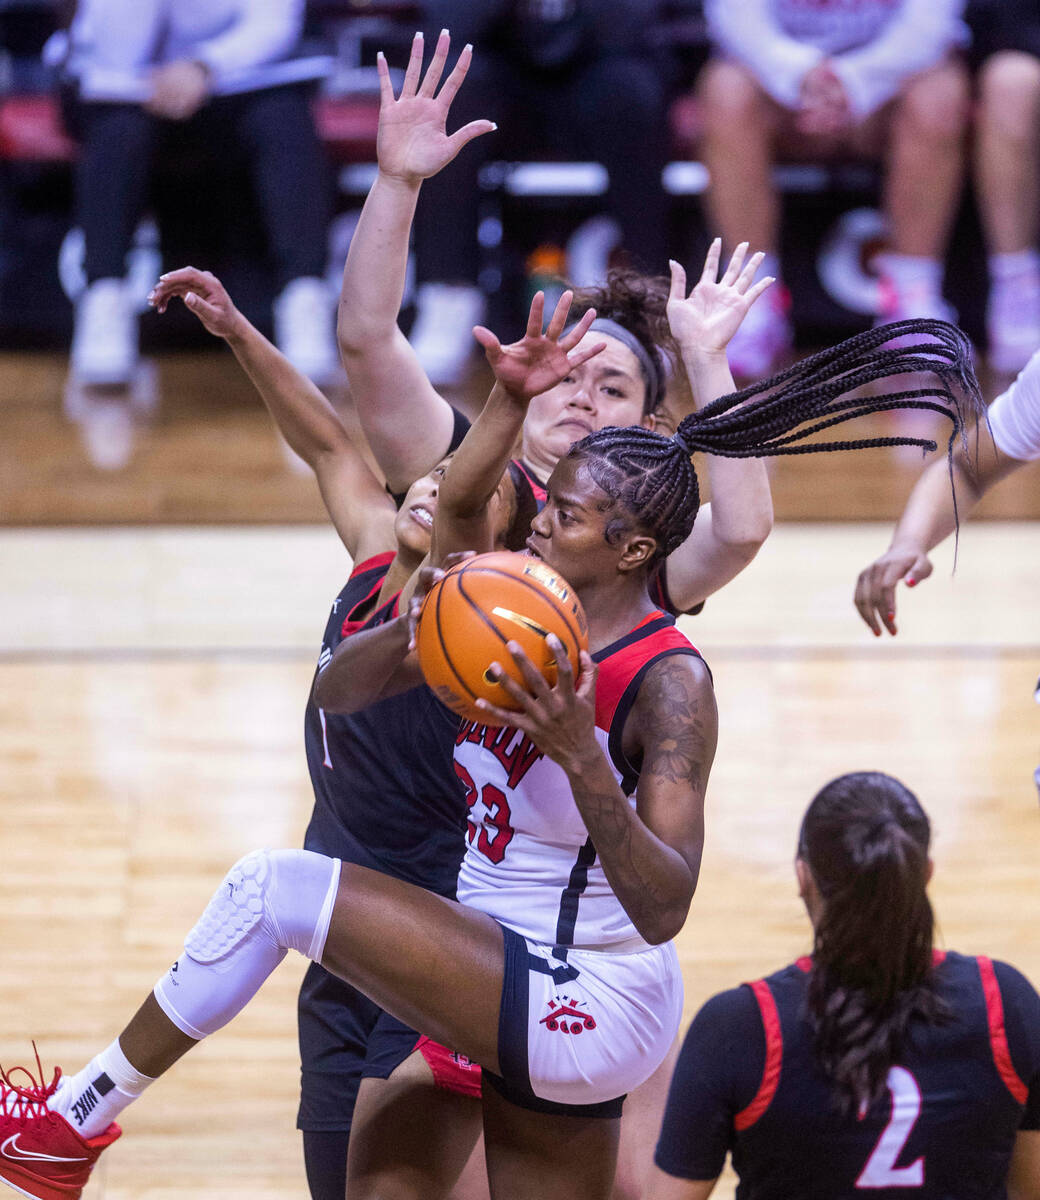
[416,1035,483,1099]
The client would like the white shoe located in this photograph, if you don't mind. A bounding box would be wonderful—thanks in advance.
[727,283,792,381]
[71,278,137,385]
[273,277,340,385]
[987,269,1040,374]
[409,283,485,387]
[875,271,957,329]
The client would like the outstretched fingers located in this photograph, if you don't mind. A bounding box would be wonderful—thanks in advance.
[376,50,394,106]
[669,258,689,302]
[472,324,503,360]
[419,28,450,97]
[526,290,547,339]
[437,41,474,108]
[743,274,775,308]
[558,304,597,353]
[698,237,722,286]
[720,241,750,288]
[446,118,497,157]
[735,250,766,294]
[543,289,574,341]
[400,31,425,98]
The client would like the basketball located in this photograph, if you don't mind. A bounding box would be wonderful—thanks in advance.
[415,551,589,725]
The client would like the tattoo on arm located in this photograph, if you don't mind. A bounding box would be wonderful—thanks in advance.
[573,658,714,936]
[642,658,710,788]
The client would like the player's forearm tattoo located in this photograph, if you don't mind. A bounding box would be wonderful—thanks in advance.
[642,659,709,786]
[571,660,710,935]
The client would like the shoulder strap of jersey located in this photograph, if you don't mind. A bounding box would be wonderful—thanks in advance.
[734,978,784,1131]
[976,954,1029,1104]
[593,612,705,791]
[512,458,547,506]
[341,552,396,638]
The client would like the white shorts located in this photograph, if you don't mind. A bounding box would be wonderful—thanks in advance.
[489,924,683,1116]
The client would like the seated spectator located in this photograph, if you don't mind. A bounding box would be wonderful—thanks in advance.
[63,0,338,387]
[969,0,1040,373]
[409,0,673,387]
[697,0,970,378]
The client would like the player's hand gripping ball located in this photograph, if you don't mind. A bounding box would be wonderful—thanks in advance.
[415,551,589,725]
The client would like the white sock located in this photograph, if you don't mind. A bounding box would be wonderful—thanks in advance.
[876,252,944,290]
[989,248,1040,283]
[52,1039,155,1140]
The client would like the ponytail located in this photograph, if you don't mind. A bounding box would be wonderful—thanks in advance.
[799,772,947,1113]
[568,319,983,567]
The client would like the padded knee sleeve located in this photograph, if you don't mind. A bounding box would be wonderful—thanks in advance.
[154,849,341,1040]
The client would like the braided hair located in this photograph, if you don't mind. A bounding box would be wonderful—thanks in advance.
[798,771,947,1114]
[567,319,983,566]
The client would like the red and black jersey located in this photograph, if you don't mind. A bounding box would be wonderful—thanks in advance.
[303,553,467,898]
[656,951,1040,1198]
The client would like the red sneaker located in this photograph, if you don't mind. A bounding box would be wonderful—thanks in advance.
[0,1050,120,1200]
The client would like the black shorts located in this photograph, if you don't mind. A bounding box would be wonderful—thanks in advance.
[296,962,421,1132]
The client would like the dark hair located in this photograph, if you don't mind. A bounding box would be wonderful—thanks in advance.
[569,270,676,416]
[567,319,983,567]
[799,771,947,1114]
[503,461,539,552]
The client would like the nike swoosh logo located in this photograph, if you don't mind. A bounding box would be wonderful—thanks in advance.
[1,1134,88,1163]
[491,607,550,640]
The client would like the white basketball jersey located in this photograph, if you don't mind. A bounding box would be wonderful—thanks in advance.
[453,612,703,950]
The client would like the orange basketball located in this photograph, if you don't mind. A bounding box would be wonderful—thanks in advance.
[415,551,589,725]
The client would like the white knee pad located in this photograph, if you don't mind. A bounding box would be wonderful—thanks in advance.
[154,849,341,1040]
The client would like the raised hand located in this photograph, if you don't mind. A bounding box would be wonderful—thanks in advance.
[376,30,496,185]
[473,291,604,403]
[147,267,243,340]
[854,545,934,637]
[667,239,775,356]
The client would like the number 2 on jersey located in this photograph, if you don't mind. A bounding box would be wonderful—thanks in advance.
[454,762,514,864]
[856,1066,924,1189]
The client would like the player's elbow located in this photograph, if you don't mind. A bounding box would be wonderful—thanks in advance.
[636,902,691,945]
[633,880,696,944]
[336,303,390,359]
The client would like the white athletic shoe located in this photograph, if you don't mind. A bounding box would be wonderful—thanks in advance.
[726,283,792,381]
[875,274,957,328]
[987,268,1040,374]
[409,283,485,388]
[70,278,138,385]
[273,277,340,386]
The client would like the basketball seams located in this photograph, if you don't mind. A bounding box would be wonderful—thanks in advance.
[432,573,481,704]
[459,566,585,656]
[416,552,590,724]
[458,568,581,679]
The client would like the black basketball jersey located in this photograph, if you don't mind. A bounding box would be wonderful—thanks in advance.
[303,552,467,898]
[656,951,1040,1199]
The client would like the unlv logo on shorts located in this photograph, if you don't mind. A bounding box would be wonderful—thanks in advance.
[539,995,597,1035]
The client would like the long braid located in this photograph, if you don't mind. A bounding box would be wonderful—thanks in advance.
[568,319,984,563]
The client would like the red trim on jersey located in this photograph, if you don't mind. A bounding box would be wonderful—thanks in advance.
[512,458,547,504]
[416,1035,483,1098]
[978,955,1029,1104]
[351,551,396,578]
[795,950,944,974]
[593,613,699,732]
[734,979,783,1131]
[340,552,396,638]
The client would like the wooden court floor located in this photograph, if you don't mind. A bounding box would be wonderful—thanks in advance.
[1,522,1037,1197]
